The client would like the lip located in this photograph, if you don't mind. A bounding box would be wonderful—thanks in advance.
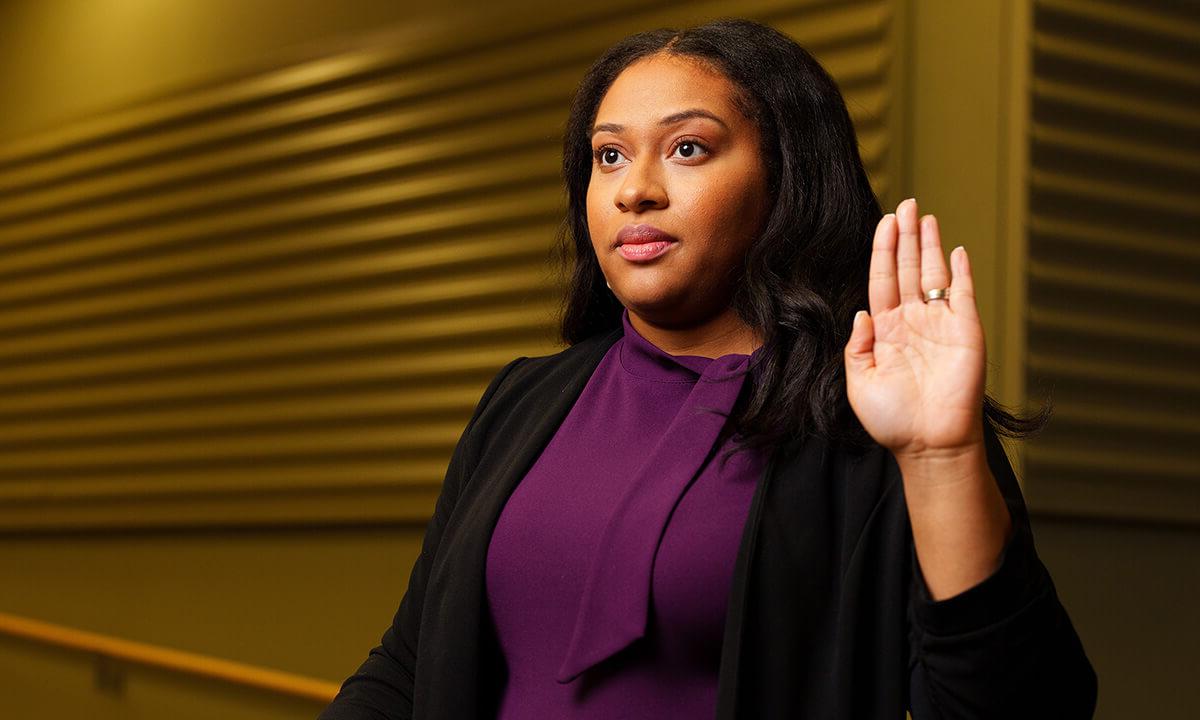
[614,225,678,262]
[617,240,675,262]
[615,224,678,248]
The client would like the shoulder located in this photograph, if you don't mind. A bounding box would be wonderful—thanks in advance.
[505,326,622,387]
[470,325,623,429]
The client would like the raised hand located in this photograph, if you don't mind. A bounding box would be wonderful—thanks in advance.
[843,197,987,460]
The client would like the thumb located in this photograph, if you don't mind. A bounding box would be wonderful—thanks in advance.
[844,310,875,375]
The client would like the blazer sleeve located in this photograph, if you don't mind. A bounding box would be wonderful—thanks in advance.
[906,422,1098,719]
[318,356,526,720]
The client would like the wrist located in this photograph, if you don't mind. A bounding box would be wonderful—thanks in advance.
[894,440,989,491]
[897,442,1015,600]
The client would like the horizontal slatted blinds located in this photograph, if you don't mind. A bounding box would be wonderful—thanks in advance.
[0,0,896,530]
[1025,0,1200,522]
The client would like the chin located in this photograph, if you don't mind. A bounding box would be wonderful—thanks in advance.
[611,277,677,305]
[617,294,700,328]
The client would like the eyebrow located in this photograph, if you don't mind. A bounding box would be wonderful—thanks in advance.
[590,108,729,137]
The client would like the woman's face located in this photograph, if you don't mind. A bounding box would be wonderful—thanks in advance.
[587,52,770,328]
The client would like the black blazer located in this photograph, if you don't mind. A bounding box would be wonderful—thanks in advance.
[320,327,1097,719]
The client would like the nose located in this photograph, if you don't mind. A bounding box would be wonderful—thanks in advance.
[615,160,667,212]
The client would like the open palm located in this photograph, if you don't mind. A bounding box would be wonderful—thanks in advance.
[844,199,987,457]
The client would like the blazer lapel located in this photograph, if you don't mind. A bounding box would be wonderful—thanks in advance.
[414,327,623,718]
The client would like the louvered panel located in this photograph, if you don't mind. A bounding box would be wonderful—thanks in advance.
[0,33,599,195]
[0,152,566,257]
[0,307,553,400]
[0,71,582,219]
[0,0,897,530]
[1026,0,1200,522]
[0,1,888,196]
[0,109,570,240]
[0,192,565,301]
[0,251,555,361]
[4,384,489,446]
[0,228,557,339]
[1,343,534,417]
[1030,169,1198,218]
[0,461,456,500]
[4,424,467,471]
[1031,124,1199,175]
[1029,216,1198,271]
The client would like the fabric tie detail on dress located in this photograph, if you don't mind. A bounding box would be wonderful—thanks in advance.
[555,310,757,683]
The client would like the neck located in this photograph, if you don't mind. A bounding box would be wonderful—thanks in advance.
[627,306,763,358]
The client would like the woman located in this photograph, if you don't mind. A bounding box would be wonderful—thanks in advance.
[321,19,1096,719]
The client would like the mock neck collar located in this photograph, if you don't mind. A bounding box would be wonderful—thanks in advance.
[617,307,765,384]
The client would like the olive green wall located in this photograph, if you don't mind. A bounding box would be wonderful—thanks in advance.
[0,527,422,683]
[0,4,464,717]
[905,0,1012,405]
[0,1,1195,718]
[0,526,425,718]
[0,0,439,142]
[907,4,1199,716]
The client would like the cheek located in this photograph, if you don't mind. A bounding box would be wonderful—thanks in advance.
[585,182,605,252]
[681,171,768,250]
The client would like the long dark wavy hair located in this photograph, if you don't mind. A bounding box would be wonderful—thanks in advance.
[554,18,1048,456]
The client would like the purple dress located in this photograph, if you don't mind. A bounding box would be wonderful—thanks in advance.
[484,309,768,719]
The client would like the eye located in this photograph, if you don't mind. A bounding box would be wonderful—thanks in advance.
[594,145,626,167]
[671,139,709,160]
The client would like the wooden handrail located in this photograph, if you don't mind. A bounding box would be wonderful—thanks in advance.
[0,610,920,718]
[0,610,340,704]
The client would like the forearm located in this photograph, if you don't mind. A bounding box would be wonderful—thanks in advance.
[902,427,1098,717]
[896,442,1013,601]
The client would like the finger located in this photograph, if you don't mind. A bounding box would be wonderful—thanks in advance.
[919,215,951,297]
[896,198,922,303]
[868,213,899,314]
[949,246,979,317]
[844,310,876,376]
